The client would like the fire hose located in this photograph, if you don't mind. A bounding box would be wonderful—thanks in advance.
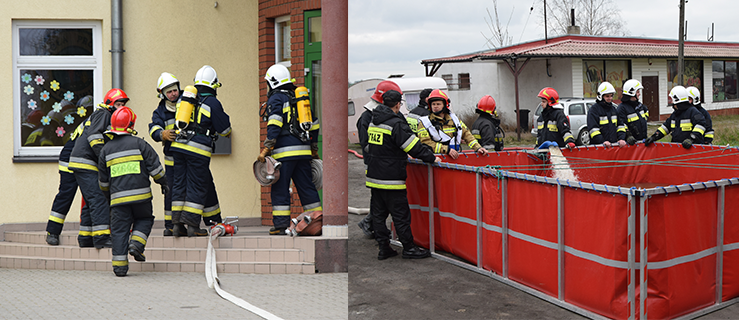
[205,217,283,320]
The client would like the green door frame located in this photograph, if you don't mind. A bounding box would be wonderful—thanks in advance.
[304,9,322,156]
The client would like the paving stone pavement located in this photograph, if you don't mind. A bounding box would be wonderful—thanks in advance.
[0,268,347,319]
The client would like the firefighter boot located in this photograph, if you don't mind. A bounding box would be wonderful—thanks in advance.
[269,227,286,235]
[172,224,186,238]
[128,242,146,262]
[187,225,208,237]
[163,228,173,236]
[377,242,398,260]
[402,245,431,259]
[94,235,113,249]
[357,215,374,238]
[46,233,60,246]
[113,265,128,277]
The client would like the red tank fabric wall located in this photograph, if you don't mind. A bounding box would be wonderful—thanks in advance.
[723,187,739,302]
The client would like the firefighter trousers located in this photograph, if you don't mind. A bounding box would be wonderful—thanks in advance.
[370,188,415,249]
[270,158,321,229]
[110,202,154,270]
[74,170,111,247]
[46,170,79,235]
[163,163,174,230]
[171,152,221,228]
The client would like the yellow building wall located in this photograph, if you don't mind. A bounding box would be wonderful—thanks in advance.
[0,0,262,225]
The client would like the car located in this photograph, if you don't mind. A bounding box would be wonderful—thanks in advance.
[530,97,596,146]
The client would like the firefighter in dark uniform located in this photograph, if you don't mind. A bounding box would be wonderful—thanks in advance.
[259,63,321,235]
[471,95,505,151]
[535,87,576,149]
[356,80,403,238]
[149,72,183,236]
[406,88,433,133]
[587,81,627,147]
[45,96,94,245]
[367,90,441,260]
[686,86,714,144]
[617,79,650,145]
[170,65,231,237]
[68,89,128,248]
[98,107,168,277]
[645,86,707,149]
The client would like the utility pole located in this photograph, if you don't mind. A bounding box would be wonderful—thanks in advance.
[677,0,686,85]
[544,0,548,44]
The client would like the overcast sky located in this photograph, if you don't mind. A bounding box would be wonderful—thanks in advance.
[348,0,739,82]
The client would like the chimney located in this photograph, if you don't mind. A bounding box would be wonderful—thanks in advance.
[567,8,580,35]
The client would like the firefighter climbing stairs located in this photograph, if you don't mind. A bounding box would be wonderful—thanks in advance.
[0,226,316,274]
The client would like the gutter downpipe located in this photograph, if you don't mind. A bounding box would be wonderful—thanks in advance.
[111,0,123,89]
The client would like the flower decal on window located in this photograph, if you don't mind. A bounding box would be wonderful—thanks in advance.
[64,114,75,125]
[77,106,87,117]
[28,99,38,110]
[23,85,34,96]
[50,80,60,91]
[34,75,45,86]
[56,127,66,137]
[22,73,32,84]
[41,115,51,126]
[64,91,74,101]
[52,102,62,112]
[40,90,50,101]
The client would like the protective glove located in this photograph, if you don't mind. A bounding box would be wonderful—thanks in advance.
[258,147,272,163]
[626,136,637,146]
[161,129,176,142]
[311,149,320,159]
[538,141,558,149]
[644,136,656,146]
[160,182,170,195]
[565,142,576,150]
[682,138,693,149]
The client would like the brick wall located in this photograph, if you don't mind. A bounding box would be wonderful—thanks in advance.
[258,0,321,226]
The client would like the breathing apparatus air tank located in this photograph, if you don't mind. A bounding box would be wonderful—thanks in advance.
[175,85,198,131]
[295,86,313,132]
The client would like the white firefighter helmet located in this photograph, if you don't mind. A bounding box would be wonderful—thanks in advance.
[157,72,180,99]
[686,86,701,105]
[194,65,221,89]
[597,82,616,101]
[622,79,644,97]
[264,64,293,90]
[669,86,690,104]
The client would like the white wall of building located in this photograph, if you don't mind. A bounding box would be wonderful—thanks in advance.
[434,61,498,123]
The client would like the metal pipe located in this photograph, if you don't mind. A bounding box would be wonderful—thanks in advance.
[476,172,482,269]
[640,195,648,320]
[428,164,435,253]
[111,0,123,89]
[629,192,637,320]
[557,184,564,300]
[717,186,725,304]
[502,176,508,278]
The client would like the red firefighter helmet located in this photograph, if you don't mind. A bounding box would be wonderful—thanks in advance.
[371,81,402,103]
[476,95,496,114]
[108,106,137,135]
[103,88,130,106]
[538,87,559,105]
[426,89,450,109]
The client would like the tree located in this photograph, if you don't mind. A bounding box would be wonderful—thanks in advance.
[541,0,629,37]
[482,0,514,49]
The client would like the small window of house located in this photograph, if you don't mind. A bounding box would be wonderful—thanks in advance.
[458,73,470,90]
[275,16,291,64]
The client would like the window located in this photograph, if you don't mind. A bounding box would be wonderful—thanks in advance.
[668,60,704,102]
[275,16,291,64]
[307,16,321,43]
[348,101,355,116]
[582,60,631,104]
[569,103,586,116]
[713,60,738,101]
[441,74,453,89]
[458,73,470,90]
[13,20,102,158]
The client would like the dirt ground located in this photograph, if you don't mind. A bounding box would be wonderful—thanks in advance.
[346,156,739,320]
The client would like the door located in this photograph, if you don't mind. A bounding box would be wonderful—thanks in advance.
[304,10,322,154]
[642,76,659,121]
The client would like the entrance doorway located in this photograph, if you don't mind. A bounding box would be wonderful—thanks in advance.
[642,76,659,121]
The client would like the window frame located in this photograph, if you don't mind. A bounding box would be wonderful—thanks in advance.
[13,20,103,159]
[712,60,739,102]
[274,15,291,66]
[458,73,470,90]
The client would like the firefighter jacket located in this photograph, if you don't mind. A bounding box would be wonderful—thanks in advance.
[617,100,649,140]
[98,134,166,207]
[366,104,436,190]
[536,104,575,148]
[417,112,481,154]
[148,98,176,165]
[170,87,232,158]
[356,100,378,166]
[656,102,707,144]
[406,106,430,133]
[695,104,714,143]
[471,112,504,151]
[69,105,115,172]
[587,100,626,144]
[265,88,319,162]
[58,122,84,174]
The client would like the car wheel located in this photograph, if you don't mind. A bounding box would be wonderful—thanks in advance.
[577,129,590,146]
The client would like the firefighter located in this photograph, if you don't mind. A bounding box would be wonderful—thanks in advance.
[417,89,488,159]
[69,88,128,248]
[149,72,184,236]
[45,96,94,245]
[645,86,707,149]
[406,88,433,133]
[170,65,231,237]
[356,80,402,239]
[617,79,649,145]
[259,64,321,235]
[535,87,576,149]
[367,89,441,260]
[98,107,168,277]
[587,82,627,147]
[686,86,714,144]
[470,95,505,152]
